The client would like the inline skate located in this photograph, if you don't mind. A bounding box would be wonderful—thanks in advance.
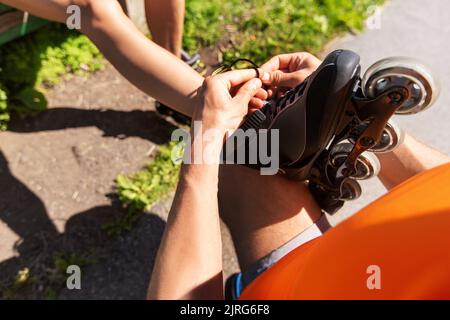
[225,49,439,214]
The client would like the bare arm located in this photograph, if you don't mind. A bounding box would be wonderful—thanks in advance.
[377,133,450,190]
[1,0,70,22]
[148,69,262,299]
[2,0,203,115]
[148,162,224,300]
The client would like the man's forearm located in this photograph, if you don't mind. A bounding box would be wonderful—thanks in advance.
[378,133,450,189]
[148,143,224,300]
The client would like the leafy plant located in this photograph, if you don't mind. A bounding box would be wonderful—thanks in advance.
[0,252,91,299]
[184,0,385,64]
[107,142,182,236]
[0,23,104,130]
[0,85,9,130]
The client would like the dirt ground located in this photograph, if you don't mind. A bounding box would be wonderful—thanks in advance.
[0,62,238,299]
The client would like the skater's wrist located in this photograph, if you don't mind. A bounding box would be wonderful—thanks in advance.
[188,128,225,165]
[193,69,263,132]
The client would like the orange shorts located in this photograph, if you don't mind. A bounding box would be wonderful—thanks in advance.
[241,163,450,299]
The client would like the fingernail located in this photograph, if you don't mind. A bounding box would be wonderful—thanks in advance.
[262,71,270,82]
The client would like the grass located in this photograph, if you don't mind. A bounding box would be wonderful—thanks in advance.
[0,23,104,130]
[0,84,8,128]
[0,252,91,299]
[184,0,385,64]
[107,142,182,236]
[0,0,384,131]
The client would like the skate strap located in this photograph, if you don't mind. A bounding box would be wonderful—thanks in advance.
[240,109,267,131]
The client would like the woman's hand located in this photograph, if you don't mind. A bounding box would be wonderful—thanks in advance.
[260,52,321,97]
[193,69,265,133]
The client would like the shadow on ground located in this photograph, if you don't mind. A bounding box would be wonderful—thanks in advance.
[0,107,180,299]
[9,107,178,145]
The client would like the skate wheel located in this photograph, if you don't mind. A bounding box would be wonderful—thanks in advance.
[362,57,439,114]
[329,143,354,168]
[340,179,362,201]
[370,120,405,153]
[330,143,380,179]
[352,151,380,179]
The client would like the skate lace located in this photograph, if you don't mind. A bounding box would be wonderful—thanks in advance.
[267,81,306,120]
[212,59,306,122]
[212,58,260,77]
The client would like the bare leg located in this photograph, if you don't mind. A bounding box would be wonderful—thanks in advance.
[377,133,450,190]
[218,165,322,270]
[2,0,203,115]
[145,0,184,58]
[218,136,449,270]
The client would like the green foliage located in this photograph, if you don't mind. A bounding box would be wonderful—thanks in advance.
[108,142,182,236]
[0,23,104,130]
[11,87,47,117]
[184,0,385,64]
[53,252,91,274]
[0,252,91,299]
[322,0,384,30]
[44,252,91,299]
[117,142,182,212]
[0,85,8,130]
[0,267,31,299]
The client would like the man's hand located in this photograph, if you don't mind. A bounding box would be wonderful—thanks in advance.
[193,69,265,133]
[260,52,321,97]
[149,69,267,300]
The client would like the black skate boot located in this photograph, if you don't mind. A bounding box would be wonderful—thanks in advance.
[224,49,438,214]
[223,49,361,177]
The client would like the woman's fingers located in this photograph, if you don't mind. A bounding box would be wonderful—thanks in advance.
[260,53,296,72]
[260,52,321,90]
[261,70,305,88]
[214,68,261,90]
[255,87,268,100]
[261,52,320,72]
[249,97,265,109]
[233,78,262,105]
[230,84,267,100]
